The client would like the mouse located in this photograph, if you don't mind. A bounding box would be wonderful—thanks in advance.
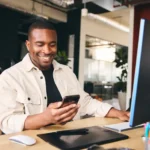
[9,135,36,146]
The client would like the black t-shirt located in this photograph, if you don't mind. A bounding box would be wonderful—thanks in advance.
[42,65,62,106]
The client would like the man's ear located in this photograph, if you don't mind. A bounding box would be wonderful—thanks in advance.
[25,40,30,52]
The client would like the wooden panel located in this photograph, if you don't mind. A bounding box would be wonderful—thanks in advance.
[132,4,150,89]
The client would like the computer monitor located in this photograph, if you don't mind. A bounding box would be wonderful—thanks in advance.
[129,18,150,127]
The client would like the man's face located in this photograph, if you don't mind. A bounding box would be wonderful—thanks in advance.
[26,28,57,70]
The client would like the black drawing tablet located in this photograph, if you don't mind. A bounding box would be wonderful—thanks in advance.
[37,126,129,150]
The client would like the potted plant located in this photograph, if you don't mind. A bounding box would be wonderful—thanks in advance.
[114,46,128,110]
[55,50,70,65]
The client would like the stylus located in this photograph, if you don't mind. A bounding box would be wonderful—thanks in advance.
[56,128,88,135]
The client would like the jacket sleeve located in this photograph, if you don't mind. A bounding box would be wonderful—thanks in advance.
[0,74,28,134]
[66,68,113,119]
[77,82,112,118]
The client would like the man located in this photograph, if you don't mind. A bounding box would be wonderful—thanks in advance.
[0,19,129,134]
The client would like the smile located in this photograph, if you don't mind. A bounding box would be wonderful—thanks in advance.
[38,54,54,61]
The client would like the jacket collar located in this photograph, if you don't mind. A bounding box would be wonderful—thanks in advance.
[22,53,63,72]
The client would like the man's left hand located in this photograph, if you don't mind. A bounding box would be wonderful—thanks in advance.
[106,108,130,121]
[117,110,130,121]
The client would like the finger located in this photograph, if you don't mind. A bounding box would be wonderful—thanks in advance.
[123,111,130,117]
[127,112,130,117]
[58,111,77,124]
[120,115,129,121]
[56,103,77,115]
[55,107,78,124]
[49,104,78,124]
[59,107,78,121]
[48,101,62,109]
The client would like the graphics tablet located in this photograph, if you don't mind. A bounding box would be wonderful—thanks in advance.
[37,126,129,150]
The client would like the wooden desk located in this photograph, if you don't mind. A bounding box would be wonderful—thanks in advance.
[0,117,144,150]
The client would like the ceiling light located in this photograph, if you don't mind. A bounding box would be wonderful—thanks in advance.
[82,8,88,16]
[36,14,49,19]
[87,13,129,32]
[64,0,74,5]
[49,0,74,7]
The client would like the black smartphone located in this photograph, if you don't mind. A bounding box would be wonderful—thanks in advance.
[60,95,80,107]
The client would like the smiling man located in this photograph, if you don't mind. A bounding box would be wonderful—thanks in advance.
[26,26,57,70]
[0,19,129,134]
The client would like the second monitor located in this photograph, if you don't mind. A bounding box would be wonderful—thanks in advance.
[130,18,150,127]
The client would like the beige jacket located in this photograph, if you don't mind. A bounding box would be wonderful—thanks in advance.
[0,54,112,134]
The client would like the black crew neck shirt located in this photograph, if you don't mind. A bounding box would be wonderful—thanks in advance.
[42,65,62,106]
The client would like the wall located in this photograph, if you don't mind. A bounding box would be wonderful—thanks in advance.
[0,0,67,22]
[79,16,129,88]
[125,6,134,109]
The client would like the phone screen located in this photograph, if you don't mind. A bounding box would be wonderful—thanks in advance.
[60,95,80,107]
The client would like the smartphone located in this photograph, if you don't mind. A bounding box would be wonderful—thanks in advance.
[60,95,80,107]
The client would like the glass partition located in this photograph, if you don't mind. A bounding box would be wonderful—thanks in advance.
[84,35,128,101]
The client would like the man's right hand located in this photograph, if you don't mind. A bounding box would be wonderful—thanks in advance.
[42,101,80,125]
[24,101,79,130]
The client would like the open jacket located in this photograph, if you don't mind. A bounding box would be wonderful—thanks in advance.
[0,54,112,134]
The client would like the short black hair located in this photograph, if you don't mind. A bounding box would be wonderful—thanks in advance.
[28,18,56,39]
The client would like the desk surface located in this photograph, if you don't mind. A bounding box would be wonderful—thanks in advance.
[0,117,144,150]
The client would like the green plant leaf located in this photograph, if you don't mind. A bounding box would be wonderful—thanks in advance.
[114,46,128,92]
[55,50,70,65]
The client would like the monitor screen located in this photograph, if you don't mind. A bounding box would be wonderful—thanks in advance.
[129,18,150,127]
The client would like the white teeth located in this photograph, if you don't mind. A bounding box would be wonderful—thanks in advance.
[39,56,49,58]
[39,55,50,60]
[43,57,50,60]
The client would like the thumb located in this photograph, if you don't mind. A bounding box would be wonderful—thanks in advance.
[48,101,62,109]
[120,115,129,121]
[125,111,130,117]
[127,112,130,117]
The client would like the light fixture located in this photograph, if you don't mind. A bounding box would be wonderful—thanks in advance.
[64,0,74,5]
[36,14,49,19]
[49,0,74,7]
[87,13,129,32]
[82,0,88,16]
[82,8,88,16]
